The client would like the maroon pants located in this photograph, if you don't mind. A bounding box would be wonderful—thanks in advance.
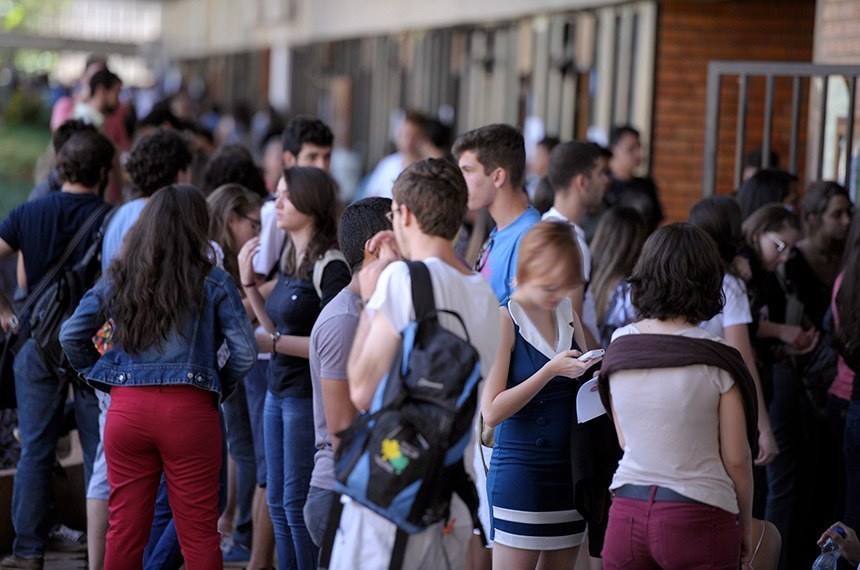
[602,490,741,569]
[103,385,222,570]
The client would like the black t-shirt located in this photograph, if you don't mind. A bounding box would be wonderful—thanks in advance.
[784,248,831,329]
[605,176,664,233]
[0,191,107,291]
[265,259,351,398]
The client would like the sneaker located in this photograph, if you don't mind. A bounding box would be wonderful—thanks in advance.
[220,536,251,563]
[0,555,44,569]
[45,523,87,552]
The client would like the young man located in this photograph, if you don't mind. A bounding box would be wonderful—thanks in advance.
[74,69,122,132]
[453,123,540,303]
[0,130,115,570]
[304,198,393,547]
[328,159,501,569]
[28,119,98,202]
[544,140,612,346]
[607,125,663,234]
[365,110,428,199]
[83,128,192,570]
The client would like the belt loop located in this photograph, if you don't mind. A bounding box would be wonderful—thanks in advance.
[648,485,658,505]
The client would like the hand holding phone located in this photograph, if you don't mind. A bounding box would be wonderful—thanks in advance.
[577,349,605,362]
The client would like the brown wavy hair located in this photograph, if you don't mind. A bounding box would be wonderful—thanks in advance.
[107,184,213,353]
[279,167,340,279]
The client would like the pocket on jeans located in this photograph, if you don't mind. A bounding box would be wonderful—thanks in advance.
[602,512,635,567]
[656,516,716,568]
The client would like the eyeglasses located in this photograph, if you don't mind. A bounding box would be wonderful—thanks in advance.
[385,210,394,223]
[239,213,262,234]
[764,233,787,254]
[475,236,494,272]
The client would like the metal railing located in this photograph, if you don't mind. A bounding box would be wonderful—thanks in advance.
[703,61,860,196]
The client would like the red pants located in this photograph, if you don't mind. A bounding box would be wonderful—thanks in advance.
[602,492,741,569]
[103,385,222,570]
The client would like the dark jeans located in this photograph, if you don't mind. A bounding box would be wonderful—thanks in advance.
[765,360,801,570]
[264,392,317,570]
[11,339,100,558]
[845,400,860,529]
[244,358,269,487]
[223,380,255,547]
[602,494,740,569]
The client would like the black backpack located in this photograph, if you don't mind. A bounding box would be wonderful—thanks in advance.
[320,261,485,570]
[29,203,114,375]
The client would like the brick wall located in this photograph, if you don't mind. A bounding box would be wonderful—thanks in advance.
[651,0,815,222]
[816,0,860,63]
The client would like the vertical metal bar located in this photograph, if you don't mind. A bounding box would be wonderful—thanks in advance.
[844,76,856,187]
[789,76,801,175]
[817,76,830,180]
[762,74,775,168]
[702,63,722,197]
[733,75,748,190]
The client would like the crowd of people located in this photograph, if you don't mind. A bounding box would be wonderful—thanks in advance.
[0,60,858,570]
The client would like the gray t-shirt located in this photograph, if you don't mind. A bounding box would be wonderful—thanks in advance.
[309,287,361,490]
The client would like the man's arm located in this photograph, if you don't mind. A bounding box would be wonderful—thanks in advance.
[347,310,399,410]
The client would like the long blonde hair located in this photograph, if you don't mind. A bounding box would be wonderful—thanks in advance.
[590,207,648,323]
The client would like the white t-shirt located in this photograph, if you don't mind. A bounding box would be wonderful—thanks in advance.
[252,200,285,276]
[541,207,600,341]
[328,257,501,570]
[608,324,740,514]
[699,274,752,339]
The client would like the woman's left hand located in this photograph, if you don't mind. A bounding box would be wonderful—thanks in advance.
[754,428,779,466]
[238,237,260,288]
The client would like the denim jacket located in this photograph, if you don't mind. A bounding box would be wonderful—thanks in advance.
[59,266,257,401]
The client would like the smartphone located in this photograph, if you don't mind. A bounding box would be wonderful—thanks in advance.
[577,349,605,362]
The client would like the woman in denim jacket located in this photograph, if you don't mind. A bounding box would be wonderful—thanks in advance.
[60,185,257,570]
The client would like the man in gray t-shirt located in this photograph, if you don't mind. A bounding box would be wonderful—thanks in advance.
[304,197,393,546]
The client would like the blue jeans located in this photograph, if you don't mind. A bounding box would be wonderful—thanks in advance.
[11,339,100,558]
[143,413,229,570]
[845,400,860,529]
[244,359,269,487]
[264,392,317,570]
[223,379,255,547]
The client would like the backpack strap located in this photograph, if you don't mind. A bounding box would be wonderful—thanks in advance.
[388,528,409,570]
[453,462,488,546]
[313,249,349,299]
[406,261,436,321]
[318,494,344,569]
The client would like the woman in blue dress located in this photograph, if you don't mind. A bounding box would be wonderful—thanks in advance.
[482,221,602,568]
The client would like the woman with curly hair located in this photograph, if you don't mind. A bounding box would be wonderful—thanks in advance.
[239,167,350,569]
[60,185,257,569]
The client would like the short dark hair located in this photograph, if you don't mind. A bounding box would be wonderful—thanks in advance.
[138,104,184,131]
[89,68,121,94]
[52,119,97,154]
[547,140,602,192]
[339,198,393,272]
[57,130,115,188]
[609,125,639,148]
[392,158,467,240]
[201,144,267,198]
[537,136,560,151]
[533,176,554,214]
[630,223,724,324]
[802,180,851,219]
[281,117,334,157]
[452,124,526,189]
[688,195,743,265]
[423,118,452,150]
[736,169,797,220]
[743,148,780,170]
[124,129,193,197]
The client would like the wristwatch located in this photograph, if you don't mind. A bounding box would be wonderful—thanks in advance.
[270,330,281,354]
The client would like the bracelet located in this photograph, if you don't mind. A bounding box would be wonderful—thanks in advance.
[270,330,281,354]
[242,282,256,288]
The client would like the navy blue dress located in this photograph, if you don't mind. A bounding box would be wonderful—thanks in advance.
[487,299,587,550]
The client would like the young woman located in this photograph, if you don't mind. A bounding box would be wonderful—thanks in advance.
[600,223,755,569]
[590,206,648,348]
[238,167,350,570]
[736,169,798,221]
[482,221,598,569]
[60,185,258,569]
[689,196,778,466]
[741,203,819,560]
[833,213,860,528]
[206,183,262,556]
